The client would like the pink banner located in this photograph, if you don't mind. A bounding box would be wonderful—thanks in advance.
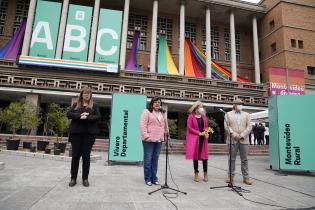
[270,82,305,96]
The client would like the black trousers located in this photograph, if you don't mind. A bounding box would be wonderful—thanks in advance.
[194,160,208,173]
[70,133,95,180]
[265,135,269,145]
[257,135,264,145]
[193,138,208,173]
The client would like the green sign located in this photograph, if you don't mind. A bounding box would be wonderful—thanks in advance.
[108,94,147,162]
[29,0,61,58]
[94,9,122,66]
[269,95,315,171]
[62,4,92,61]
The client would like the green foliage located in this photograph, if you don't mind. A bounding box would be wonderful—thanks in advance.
[1,102,24,136]
[21,104,42,133]
[46,103,70,141]
[0,101,42,136]
[207,117,218,129]
[168,119,178,137]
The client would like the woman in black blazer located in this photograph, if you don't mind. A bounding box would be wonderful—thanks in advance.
[67,87,101,187]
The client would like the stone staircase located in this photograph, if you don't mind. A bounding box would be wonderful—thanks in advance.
[93,139,269,156]
[0,135,269,156]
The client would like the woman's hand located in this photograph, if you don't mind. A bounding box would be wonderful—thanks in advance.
[80,115,87,119]
[81,112,89,116]
[199,131,206,136]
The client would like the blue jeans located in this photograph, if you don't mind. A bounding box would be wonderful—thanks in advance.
[143,141,162,183]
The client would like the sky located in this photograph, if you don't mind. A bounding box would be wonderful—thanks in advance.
[242,0,261,3]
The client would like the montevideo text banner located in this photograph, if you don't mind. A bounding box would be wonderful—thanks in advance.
[269,95,315,171]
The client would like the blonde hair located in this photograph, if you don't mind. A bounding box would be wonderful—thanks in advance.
[75,87,94,110]
[188,101,203,114]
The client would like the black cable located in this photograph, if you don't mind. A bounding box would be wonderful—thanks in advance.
[160,141,179,210]
[240,194,289,209]
[209,164,315,209]
[209,164,315,198]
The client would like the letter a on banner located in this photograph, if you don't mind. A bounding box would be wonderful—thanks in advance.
[29,0,62,58]
[62,4,92,62]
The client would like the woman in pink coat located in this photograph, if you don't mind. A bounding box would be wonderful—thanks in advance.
[186,101,209,182]
[140,96,168,186]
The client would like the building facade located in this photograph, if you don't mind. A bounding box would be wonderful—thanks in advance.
[0,0,314,141]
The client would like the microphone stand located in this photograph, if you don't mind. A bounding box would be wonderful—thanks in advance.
[210,110,245,196]
[148,138,187,195]
[149,110,187,196]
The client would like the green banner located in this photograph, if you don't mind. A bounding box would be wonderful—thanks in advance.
[94,9,122,66]
[108,93,146,162]
[269,95,315,171]
[62,4,92,61]
[29,0,61,58]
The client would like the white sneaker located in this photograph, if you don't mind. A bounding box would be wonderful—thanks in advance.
[146,181,152,186]
[153,181,160,185]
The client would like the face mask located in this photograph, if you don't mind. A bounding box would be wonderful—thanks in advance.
[236,105,243,111]
[198,107,205,115]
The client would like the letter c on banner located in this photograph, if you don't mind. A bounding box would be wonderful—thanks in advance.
[96,28,118,56]
[63,24,87,53]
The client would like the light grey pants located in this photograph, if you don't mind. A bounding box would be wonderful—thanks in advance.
[228,142,249,178]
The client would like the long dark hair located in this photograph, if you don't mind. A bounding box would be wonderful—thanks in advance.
[148,96,163,113]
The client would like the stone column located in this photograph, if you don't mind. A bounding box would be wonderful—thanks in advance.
[205,7,212,78]
[88,0,101,62]
[252,16,261,84]
[21,0,37,56]
[179,1,185,75]
[119,0,130,70]
[230,11,237,81]
[25,94,40,135]
[149,0,159,73]
[55,0,70,59]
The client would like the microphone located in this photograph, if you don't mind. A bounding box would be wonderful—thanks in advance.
[159,108,166,113]
[219,108,226,113]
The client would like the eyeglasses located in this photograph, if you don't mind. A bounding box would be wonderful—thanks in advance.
[153,101,161,104]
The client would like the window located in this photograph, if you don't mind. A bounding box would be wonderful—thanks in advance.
[13,0,30,35]
[224,28,230,61]
[307,66,315,75]
[157,17,173,51]
[291,39,296,48]
[269,20,275,31]
[0,0,8,35]
[185,22,196,44]
[224,29,240,62]
[271,42,277,54]
[236,31,240,63]
[127,14,148,51]
[298,40,304,49]
[202,26,220,60]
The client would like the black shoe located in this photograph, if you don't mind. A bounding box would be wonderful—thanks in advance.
[83,179,89,187]
[69,179,76,187]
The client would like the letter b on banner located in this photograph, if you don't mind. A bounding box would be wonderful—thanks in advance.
[62,5,92,61]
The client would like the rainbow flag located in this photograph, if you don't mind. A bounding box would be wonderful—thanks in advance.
[157,35,179,75]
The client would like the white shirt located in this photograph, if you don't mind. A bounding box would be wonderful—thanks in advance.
[235,111,241,126]
[153,111,163,122]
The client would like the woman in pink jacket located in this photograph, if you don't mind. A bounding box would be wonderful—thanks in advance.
[140,97,168,186]
[186,101,209,182]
